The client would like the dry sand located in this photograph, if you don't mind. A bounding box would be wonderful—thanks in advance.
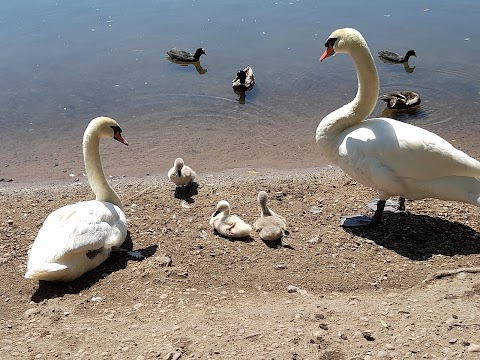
[1,166,480,359]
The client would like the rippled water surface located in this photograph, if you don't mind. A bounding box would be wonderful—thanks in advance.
[1,0,479,182]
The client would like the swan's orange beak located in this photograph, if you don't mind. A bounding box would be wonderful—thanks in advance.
[114,132,129,146]
[320,45,335,62]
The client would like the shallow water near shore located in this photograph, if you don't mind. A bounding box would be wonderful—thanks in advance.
[1,0,479,184]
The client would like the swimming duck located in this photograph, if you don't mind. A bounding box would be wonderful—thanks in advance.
[253,191,287,241]
[232,66,255,92]
[25,117,133,281]
[167,158,196,187]
[317,28,480,227]
[378,49,416,63]
[209,200,252,238]
[167,47,206,62]
[381,91,421,109]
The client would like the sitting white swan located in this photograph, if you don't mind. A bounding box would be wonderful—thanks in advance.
[317,28,480,227]
[254,191,287,241]
[209,200,252,238]
[167,158,196,187]
[25,117,130,281]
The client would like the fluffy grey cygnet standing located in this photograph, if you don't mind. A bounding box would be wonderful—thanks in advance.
[253,191,287,241]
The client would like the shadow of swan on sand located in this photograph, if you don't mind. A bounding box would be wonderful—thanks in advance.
[174,182,199,204]
[343,212,480,260]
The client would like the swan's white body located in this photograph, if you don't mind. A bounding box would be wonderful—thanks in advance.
[316,28,480,209]
[209,200,252,238]
[167,158,196,186]
[25,117,129,281]
[254,191,287,241]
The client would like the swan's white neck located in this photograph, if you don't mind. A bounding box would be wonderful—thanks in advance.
[316,39,379,146]
[83,130,123,209]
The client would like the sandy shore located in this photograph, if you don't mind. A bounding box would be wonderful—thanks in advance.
[1,166,480,359]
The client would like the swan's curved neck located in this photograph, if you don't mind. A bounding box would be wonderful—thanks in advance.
[83,131,123,209]
[316,41,379,141]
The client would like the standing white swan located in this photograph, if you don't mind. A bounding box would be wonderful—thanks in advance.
[25,117,130,281]
[316,28,480,227]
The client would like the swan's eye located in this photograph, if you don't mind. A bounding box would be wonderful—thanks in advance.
[111,125,122,134]
[111,125,128,145]
[324,37,337,48]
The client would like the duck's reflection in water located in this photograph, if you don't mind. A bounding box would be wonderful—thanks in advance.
[166,57,207,75]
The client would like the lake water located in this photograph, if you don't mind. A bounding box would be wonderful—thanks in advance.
[1,0,479,184]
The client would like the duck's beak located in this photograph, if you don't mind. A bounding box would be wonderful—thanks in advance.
[212,210,220,217]
[320,44,335,62]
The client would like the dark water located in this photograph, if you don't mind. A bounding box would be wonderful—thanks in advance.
[1,0,479,183]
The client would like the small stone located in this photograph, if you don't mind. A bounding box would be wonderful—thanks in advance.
[314,313,325,320]
[456,272,467,279]
[448,338,458,344]
[287,285,300,293]
[308,235,319,244]
[377,350,389,358]
[467,344,480,352]
[157,256,172,267]
[24,308,40,318]
[362,331,375,341]
[319,323,328,330]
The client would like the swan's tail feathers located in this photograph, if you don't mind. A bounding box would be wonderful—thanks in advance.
[427,176,480,207]
[24,263,68,280]
[475,177,480,206]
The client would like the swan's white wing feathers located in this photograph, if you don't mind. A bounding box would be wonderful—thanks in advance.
[30,200,127,263]
[338,118,480,181]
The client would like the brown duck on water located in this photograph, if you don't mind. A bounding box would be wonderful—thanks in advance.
[232,66,255,92]
[381,91,421,109]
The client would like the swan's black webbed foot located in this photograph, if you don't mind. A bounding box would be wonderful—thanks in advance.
[340,215,375,227]
[112,248,145,260]
[340,199,387,227]
[367,197,405,213]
